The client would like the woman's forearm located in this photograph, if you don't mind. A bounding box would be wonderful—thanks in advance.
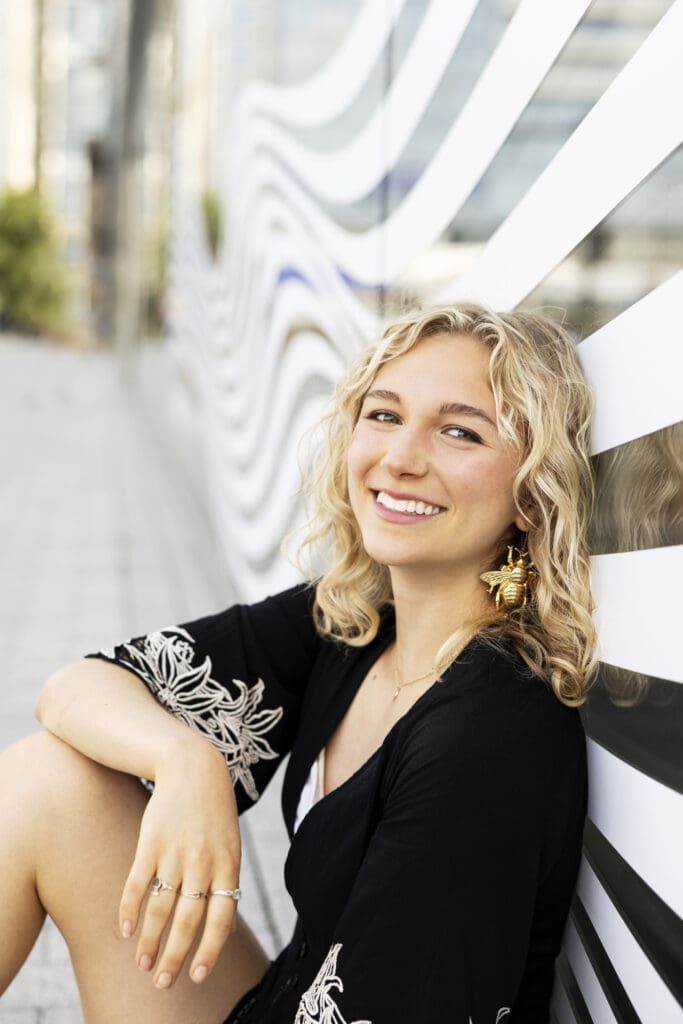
[35,658,219,781]
[37,657,244,990]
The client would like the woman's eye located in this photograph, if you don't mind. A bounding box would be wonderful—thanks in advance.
[366,410,400,424]
[445,425,479,442]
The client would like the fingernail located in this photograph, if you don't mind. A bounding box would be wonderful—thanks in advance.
[192,965,208,984]
[156,971,173,990]
[139,954,153,972]
[121,920,132,938]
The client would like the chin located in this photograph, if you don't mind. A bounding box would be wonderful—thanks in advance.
[360,538,428,568]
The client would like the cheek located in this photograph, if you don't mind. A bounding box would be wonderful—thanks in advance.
[450,457,517,514]
[347,431,371,487]
[346,437,365,511]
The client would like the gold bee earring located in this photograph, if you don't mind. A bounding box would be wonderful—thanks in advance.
[480,545,537,611]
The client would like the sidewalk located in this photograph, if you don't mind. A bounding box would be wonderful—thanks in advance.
[0,336,295,1022]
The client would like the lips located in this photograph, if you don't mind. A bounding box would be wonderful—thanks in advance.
[374,490,445,517]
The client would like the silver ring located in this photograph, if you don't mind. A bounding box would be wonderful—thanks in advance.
[150,877,178,897]
[179,889,207,900]
[209,887,242,901]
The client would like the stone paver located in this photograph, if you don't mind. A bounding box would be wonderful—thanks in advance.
[0,336,295,1022]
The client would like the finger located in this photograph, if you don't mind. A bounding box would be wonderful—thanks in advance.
[152,883,208,989]
[119,850,156,938]
[135,871,181,973]
[189,890,239,983]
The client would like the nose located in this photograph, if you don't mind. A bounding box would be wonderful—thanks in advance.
[381,426,429,478]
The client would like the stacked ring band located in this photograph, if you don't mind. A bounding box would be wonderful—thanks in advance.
[150,878,242,901]
[150,877,178,896]
[209,888,242,901]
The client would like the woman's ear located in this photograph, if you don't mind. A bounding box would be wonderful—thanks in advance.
[515,495,539,532]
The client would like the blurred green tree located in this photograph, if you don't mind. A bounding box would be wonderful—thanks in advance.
[200,189,222,261]
[0,188,68,335]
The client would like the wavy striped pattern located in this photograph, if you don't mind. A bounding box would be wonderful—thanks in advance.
[166,1,683,1017]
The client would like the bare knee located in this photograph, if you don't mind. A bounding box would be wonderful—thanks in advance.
[2,730,75,777]
[2,729,97,781]
[0,731,147,871]
[3,729,141,796]
[0,732,76,845]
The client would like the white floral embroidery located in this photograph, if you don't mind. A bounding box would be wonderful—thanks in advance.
[295,943,371,1024]
[99,628,283,802]
[496,1010,511,1023]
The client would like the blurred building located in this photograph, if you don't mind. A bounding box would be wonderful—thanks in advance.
[384,0,678,324]
[0,0,173,343]
[0,5,38,190]
[39,0,123,334]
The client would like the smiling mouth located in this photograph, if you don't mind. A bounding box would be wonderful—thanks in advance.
[374,491,445,516]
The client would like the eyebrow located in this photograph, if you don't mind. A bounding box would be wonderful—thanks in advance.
[363,389,497,429]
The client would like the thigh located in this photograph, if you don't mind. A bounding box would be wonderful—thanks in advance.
[23,732,269,1024]
[73,910,270,1024]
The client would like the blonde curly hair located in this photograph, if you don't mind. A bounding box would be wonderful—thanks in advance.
[296,304,599,706]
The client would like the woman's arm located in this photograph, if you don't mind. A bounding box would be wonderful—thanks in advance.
[78,583,319,813]
[36,656,218,782]
[32,583,320,990]
[36,657,243,989]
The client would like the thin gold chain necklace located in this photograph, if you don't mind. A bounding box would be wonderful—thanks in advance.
[391,649,438,701]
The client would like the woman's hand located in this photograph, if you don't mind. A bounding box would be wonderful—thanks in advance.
[118,734,241,989]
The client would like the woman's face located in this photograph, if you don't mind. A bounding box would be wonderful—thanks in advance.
[347,332,527,582]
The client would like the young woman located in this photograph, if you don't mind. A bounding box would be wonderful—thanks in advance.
[0,304,597,1023]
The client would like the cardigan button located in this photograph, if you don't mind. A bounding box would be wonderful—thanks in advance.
[297,941,307,959]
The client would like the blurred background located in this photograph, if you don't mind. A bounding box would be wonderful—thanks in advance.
[0,0,171,344]
[0,1,681,1022]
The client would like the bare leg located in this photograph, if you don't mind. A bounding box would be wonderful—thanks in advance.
[0,732,270,1024]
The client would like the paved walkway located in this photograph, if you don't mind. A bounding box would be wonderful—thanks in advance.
[0,335,295,1022]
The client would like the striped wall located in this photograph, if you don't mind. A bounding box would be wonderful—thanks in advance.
[165,1,683,1019]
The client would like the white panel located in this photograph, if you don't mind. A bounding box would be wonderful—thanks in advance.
[215,396,327,556]
[550,976,577,1024]
[220,266,364,423]
[591,548,682,682]
[226,0,593,286]
[237,0,408,128]
[441,0,683,307]
[220,330,342,466]
[577,270,683,454]
[220,521,302,602]
[564,917,619,1024]
[235,0,478,204]
[221,392,328,515]
[223,198,378,375]
[588,739,683,917]
[577,859,683,1023]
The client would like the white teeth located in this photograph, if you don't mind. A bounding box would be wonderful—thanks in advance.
[376,491,442,515]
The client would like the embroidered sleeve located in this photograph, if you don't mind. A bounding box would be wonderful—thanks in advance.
[85,583,319,813]
[95,626,283,802]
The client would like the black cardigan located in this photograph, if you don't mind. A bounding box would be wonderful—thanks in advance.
[86,583,586,1024]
